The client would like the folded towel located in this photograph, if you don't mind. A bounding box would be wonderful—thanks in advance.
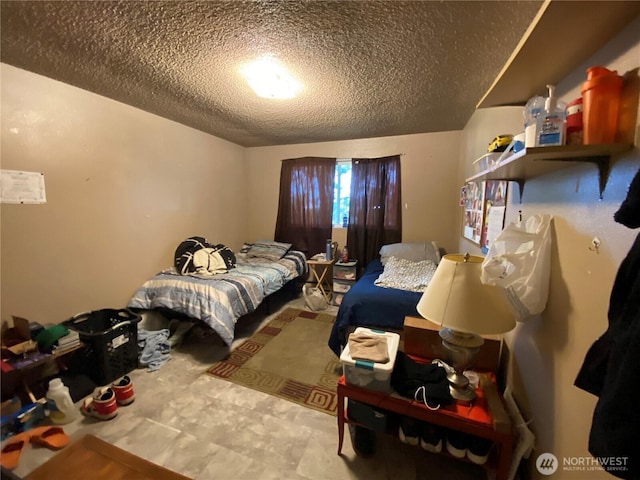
[348,332,389,363]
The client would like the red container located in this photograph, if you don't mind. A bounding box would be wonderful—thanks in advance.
[580,66,623,144]
[566,97,583,145]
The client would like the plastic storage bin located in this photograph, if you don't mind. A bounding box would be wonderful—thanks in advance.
[63,309,141,386]
[334,261,357,281]
[472,152,501,173]
[340,328,400,393]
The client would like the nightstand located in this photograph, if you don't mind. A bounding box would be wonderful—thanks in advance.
[333,260,357,306]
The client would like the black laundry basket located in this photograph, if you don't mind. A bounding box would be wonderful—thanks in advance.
[63,308,141,386]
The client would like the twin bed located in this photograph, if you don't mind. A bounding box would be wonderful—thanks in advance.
[128,239,440,352]
[328,241,442,356]
[128,241,306,347]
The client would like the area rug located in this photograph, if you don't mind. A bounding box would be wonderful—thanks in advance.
[205,307,341,415]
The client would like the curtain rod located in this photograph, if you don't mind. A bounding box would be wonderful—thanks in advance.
[280,153,405,161]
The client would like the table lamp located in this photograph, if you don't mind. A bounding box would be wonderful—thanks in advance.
[417,253,515,403]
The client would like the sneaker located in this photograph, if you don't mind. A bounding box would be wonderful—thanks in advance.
[349,424,376,457]
[420,423,443,453]
[467,436,493,465]
[398,417,420,446]
[111,375,135,405]
[445,430,468,458]
[81,387,118,420]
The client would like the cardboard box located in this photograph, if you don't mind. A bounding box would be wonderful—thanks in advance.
[1,316,38,356]
[403,316,502,373]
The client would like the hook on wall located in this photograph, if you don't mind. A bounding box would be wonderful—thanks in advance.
[589,237,601,253]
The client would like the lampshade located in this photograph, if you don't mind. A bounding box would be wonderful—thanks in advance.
[417,253,515,336]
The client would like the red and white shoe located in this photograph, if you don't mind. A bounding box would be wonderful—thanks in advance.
[81,387,118,420]
[112,376,135,406]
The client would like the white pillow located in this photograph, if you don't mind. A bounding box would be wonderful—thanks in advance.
[379,242,441,266]
[374,256,438,292]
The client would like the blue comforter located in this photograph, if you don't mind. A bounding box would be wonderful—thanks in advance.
[328,259,422,356]
[128,250,307,346]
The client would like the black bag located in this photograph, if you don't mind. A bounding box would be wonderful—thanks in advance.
[391,351,452,408]
[174,236,236,275]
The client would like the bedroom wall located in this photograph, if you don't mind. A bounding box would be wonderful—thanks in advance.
[1,64,247,326]
[244,131,462,257]
[457,17,640,480]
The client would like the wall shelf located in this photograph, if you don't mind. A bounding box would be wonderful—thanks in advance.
[477,1,640,108]
[465,143,634,199]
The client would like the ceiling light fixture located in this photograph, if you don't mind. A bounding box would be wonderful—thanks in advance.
[241,56,301,99]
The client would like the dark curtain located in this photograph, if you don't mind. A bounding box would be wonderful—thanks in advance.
[347,155,402,269]
[274,157,336,258]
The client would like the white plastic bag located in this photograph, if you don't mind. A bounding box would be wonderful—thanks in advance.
[481,214,553,321]
[303,284,328,311]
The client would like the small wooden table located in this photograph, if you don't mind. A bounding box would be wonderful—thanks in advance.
[25,434,192,480]
[306,258,335,303]
[337,375,515,480]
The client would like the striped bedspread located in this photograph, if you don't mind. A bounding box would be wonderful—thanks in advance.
[128,250,307,346]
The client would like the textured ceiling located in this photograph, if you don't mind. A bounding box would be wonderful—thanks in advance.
[0,1,543,147]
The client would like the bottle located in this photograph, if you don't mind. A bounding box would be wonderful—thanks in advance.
[325,239,333,261]
[565,97,583,145]
[341,247,349,263]
[46,378,78,424]
[537,84,566,147]
[523,95,544,148]
[580,66,623,144]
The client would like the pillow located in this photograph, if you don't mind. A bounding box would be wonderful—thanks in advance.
[374,256,438,292]
[379,242,441,266]
[247,240,292,261]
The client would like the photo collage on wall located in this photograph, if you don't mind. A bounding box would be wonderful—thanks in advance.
[461,180,508,250]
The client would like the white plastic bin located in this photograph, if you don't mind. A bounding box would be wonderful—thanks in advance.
[340,327,400,393]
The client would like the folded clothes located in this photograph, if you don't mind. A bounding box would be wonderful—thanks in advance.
[348,332,389,363]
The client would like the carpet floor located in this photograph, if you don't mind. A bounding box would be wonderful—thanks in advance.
[205,307,342,415]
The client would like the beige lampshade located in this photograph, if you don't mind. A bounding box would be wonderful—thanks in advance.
[417,253,515,335]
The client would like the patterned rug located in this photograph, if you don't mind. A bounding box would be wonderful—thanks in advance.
[205,307,341,415]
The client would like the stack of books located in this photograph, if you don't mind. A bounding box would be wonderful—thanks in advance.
[53,330,81,353]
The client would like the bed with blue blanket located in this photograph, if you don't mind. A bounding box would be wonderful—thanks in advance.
[328,242,441,356]
[128,245,307,347]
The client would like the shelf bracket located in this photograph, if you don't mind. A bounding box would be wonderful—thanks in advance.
[590,156,611,200]
[514,179,525,203]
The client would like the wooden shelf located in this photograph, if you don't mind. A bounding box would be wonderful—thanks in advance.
[477,0,640,108]
[465,143,634,199]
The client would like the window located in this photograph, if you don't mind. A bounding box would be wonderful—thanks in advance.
[332,159,352,227]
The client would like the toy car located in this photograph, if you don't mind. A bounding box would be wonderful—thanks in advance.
[487,134,513,153]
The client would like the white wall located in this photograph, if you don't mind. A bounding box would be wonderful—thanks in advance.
[1,64,247,325]
[245,131,463,256]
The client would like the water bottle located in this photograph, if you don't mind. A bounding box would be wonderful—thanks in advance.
[46,378,78,424]
[325,239,333,261]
